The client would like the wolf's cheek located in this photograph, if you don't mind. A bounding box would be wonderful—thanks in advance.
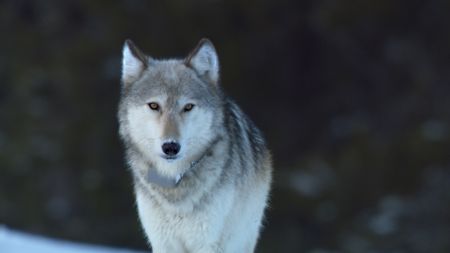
[181,110,214,149]
[127,106,163,156]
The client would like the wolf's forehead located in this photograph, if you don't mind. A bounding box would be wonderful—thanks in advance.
[153,60,188,83]
[144,60,200,88]
[130,61,210,101]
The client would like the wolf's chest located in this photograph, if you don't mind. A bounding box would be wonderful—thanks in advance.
[136,184,235,243]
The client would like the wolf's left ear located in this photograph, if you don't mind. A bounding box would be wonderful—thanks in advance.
[185,38,219,85]
[122,39,148,86]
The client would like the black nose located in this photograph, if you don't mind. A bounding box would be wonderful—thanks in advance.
[162,142,181,156]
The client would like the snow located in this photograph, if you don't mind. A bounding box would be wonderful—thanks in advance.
[0,225,146,253]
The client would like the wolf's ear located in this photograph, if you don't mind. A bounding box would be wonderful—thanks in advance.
[122,39,148,85]
[185,38,219,85]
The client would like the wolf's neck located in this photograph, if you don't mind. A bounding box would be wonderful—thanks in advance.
[146,155,206,188]
[146,169,184,188]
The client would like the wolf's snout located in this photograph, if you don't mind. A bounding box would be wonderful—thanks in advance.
[162,142,181,156]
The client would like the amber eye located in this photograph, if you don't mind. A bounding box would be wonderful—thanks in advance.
[183,103,195,112]
[148,102,160,111]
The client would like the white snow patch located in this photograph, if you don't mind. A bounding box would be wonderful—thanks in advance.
[0,225,146,253]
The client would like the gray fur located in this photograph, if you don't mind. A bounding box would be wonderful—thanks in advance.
[118,38,272,253]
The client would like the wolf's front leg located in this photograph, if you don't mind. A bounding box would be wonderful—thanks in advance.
[149,244,177,253]
[150,241,186,253]
[195,243,224,253]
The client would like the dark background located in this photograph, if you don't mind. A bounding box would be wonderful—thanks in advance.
[1,0,450,252]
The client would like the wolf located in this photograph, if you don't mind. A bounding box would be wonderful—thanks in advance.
[118,38,273,253]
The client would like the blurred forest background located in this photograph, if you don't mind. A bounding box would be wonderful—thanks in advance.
[1,0,450,252]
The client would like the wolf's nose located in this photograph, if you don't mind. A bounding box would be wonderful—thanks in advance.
[162,142,181,156]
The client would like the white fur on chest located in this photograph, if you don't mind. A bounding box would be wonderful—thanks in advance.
[135,175,269,253]
[136,183,234,253]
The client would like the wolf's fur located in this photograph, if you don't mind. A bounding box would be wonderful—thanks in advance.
[118,38,273,253]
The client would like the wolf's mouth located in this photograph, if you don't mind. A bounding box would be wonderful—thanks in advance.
[161,155,179,161]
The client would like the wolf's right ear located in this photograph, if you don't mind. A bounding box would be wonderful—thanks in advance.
[122,39,148,85]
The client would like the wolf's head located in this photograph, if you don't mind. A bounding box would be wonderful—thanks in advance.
[118,39,224,176]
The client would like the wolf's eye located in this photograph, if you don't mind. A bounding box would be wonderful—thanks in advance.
[183,103,195,112]
[148,102,160,111]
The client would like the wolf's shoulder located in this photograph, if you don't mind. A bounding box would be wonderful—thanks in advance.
[222,97,269,167]
[224,98,265,141]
